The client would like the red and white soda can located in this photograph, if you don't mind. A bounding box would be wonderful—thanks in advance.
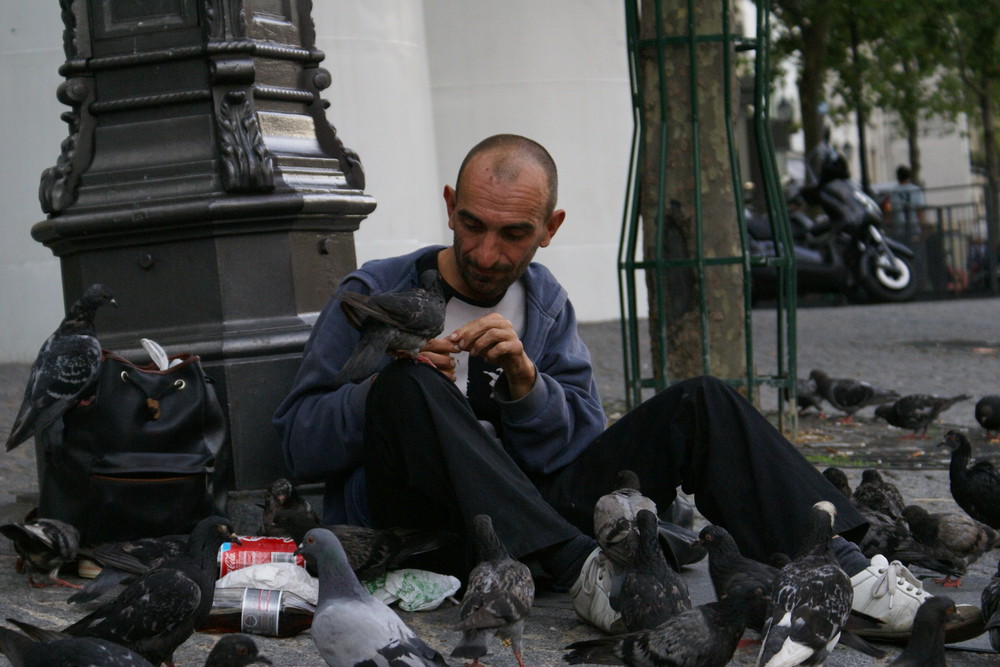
[218,536,307,577]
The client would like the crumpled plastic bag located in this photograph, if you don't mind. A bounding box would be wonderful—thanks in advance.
[215,562,319,604]
[364,568,461,611]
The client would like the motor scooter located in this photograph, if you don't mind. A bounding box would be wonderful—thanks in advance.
[748,145,919,303]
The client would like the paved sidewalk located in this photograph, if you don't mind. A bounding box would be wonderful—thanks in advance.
[0,297,998,665]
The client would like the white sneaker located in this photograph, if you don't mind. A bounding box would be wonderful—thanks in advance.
[570,547,626,634]
[851,555,983,643]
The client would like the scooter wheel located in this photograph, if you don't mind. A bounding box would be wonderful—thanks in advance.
[861,249,919,302]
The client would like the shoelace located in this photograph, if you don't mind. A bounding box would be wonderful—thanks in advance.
[872,560,929,608]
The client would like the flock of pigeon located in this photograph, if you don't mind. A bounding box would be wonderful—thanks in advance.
[2,283,1000,664]
[798,369,1000,441]
[796,369,1000,442]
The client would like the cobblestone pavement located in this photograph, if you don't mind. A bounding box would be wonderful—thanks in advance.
[0,296,998,665]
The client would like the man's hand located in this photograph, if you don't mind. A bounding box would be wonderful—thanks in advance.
[447,313,537,399]
[421,337,459,381]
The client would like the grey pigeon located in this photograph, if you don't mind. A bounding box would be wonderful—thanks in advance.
[260,477,319,537]
[611,509,690,633]
[274,509,454,581]
[68,533,188,603]
[975,395,1000,441]
[0,517,80,589]
[874,394,970,439]
[452,514,534,667]
[809,369,899,424]
[205,634,273,667]
[823,468,912,561]
[335,269,446,383]
[5,284,116,451]
[939,429,1000,528]
[10,515,238,667]
[757,501,853,667]
[983,560,1000,651]
[0,625,155,667]
[564,572,768,667]
[698,524,778,633]
[296,527,449,667]
[594,470,657,568]
[853,469,906,520]
[899,503,999,587]
[886,596,962,667]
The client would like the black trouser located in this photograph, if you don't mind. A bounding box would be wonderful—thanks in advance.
[363,361,866,566]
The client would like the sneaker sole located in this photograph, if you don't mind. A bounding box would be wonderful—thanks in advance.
[853,607,985,645]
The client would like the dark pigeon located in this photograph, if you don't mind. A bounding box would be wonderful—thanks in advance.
[5,284,116,451]
[874,394,970,439]
[899,503,999,587]
[758,501,853,667]
[939,429,1000,528]
[10,516,238,667]
[809,369,899,424]
[274,509,453,581]
[853,469,906,520]
[335,269,447,383]
[452,514,534,667]
[260,478,319,537]
[0,625,155,667]
[564,572,767,667]
[296,527,449,667]
[975,395,1000,441]
[697,523,778,633]
[796,376,826,416]
[204,634,273,667]
[611,509,690,633]
[886,596,962,667]
[0,517,80,589]
[981,560,1000,651]
[68,534,188,604]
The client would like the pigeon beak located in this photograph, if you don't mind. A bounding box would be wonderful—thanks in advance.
[110,298,119,308]
[229,532,241,546]
[251,658,274,666]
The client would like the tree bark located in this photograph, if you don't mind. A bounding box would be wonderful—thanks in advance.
[636,0,745,383]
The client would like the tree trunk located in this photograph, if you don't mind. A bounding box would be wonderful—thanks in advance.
[636,0,745,383]
[978,78,1000,293]
[796,13,832,153]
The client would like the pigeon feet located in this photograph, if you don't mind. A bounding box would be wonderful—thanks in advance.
[28,573,83,589]
[933,575,962,588]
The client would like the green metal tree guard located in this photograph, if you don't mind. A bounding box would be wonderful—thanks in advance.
[618,0,798,431]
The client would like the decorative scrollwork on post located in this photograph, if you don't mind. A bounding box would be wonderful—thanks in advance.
[205,0,247,41]
[216,90,274,192]
[39,77,95,214]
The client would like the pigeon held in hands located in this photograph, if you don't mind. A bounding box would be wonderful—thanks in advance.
[335,269,447,384]
[5,284,116,451]
[452,514,534,667]
[295,527,449,667]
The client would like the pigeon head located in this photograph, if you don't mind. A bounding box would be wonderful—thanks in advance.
[614,469,642,491]
[695,524,734,549]
[471,514,510,563]
[206,633,273,666]
[821,467,852,499]
[60,284,116,333]
[722,571,770,604]
[187,516,239,556]
[296,527,368,599]
[873,404,893,422]
[860,469,885,486]
[419,269,443,292]
[938,429,972,455]
[266,478,295,505]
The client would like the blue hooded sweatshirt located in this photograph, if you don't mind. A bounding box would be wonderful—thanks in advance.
[272,246,606,524]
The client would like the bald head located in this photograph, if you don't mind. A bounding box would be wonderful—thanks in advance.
[455,134,559,216]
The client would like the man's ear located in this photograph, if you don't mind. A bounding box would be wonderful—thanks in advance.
[443,185,457,229]
[539,209,566,248]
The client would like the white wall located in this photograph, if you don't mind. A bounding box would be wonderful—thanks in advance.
[0,3,65,362]
[423,1,633,323]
